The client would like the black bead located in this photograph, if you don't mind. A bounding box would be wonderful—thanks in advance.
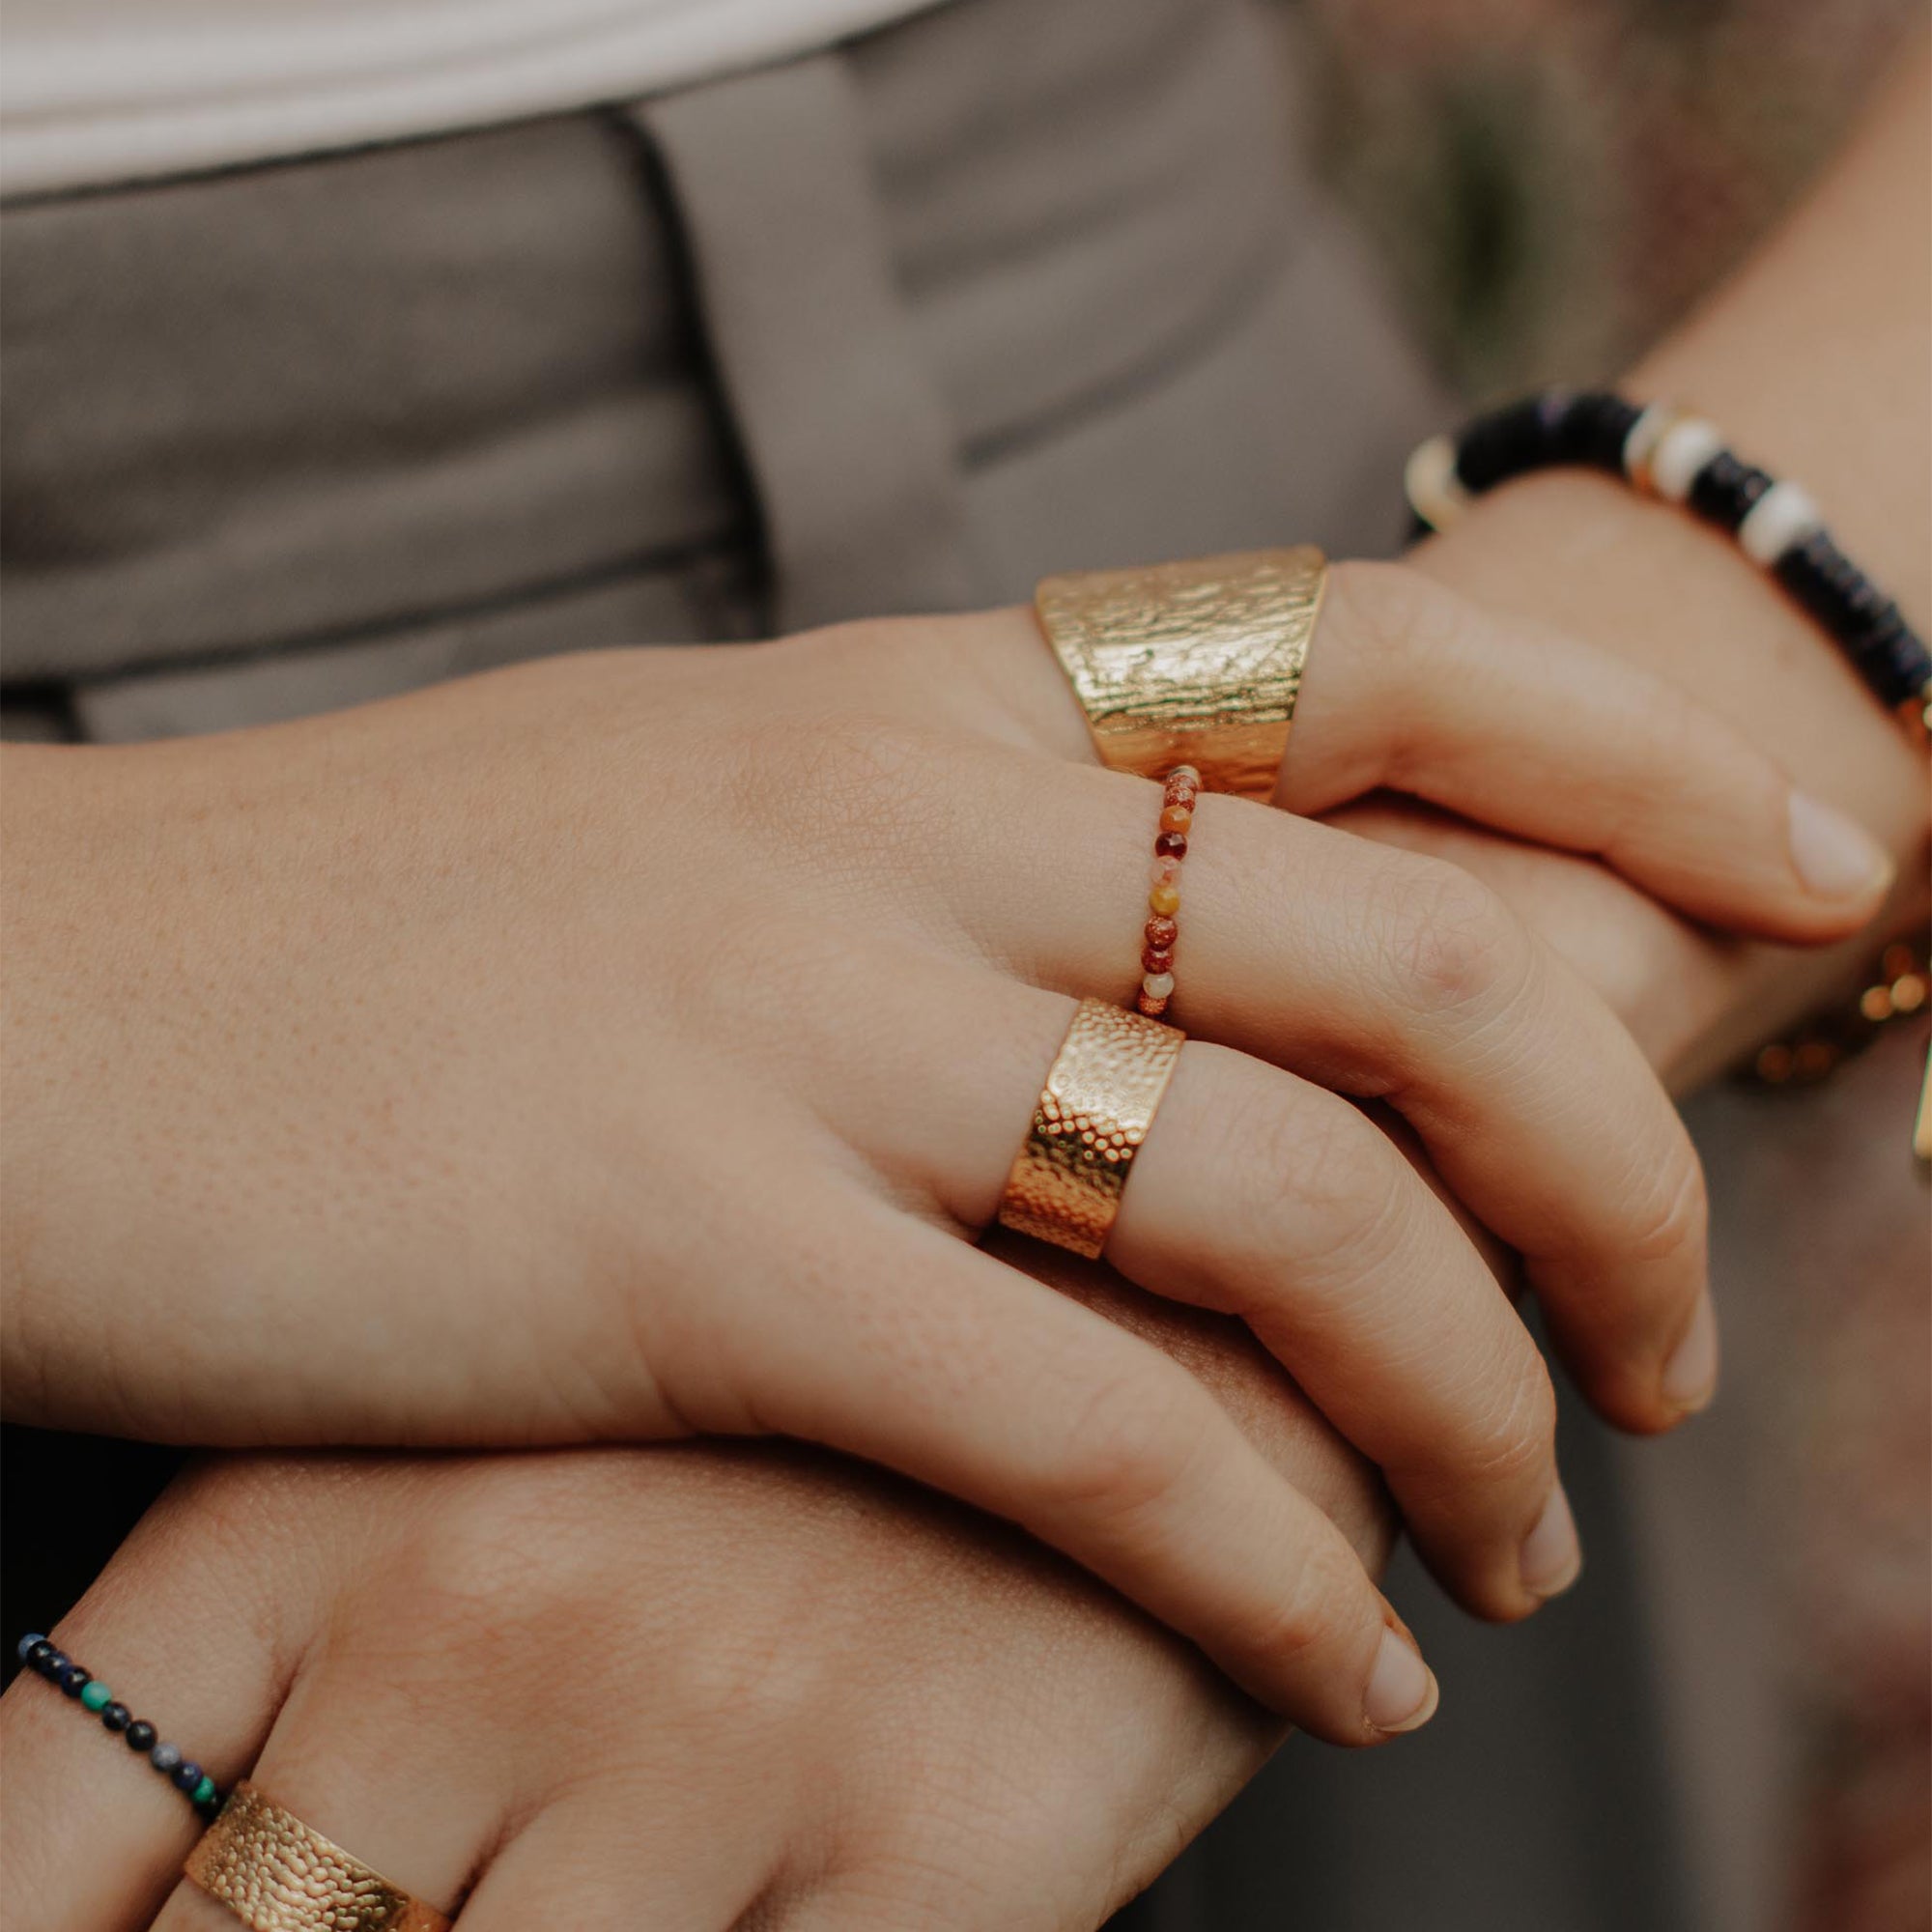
[1687,451,1773,532]
[1458,393,1566,492]
[170,1760,204,1793]
[195,1789,226,1820]
[99,1700,131,1733]
[125,1719,156,1752]
[57,1664,91,1699]
[1846,606,1932,708]
[35,1647,68,1682]
[1546,390,1641,471]
[1776,533,1881,637]
[23,1639,54,1674]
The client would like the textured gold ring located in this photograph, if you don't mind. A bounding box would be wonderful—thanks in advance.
[996,998,1185,1260]
[184,1782,452,1932]
[1036,544,1328,798]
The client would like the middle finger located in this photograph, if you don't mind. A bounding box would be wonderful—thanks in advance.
[952,755,1716,1435]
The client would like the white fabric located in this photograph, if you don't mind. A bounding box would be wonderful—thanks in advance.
[0,0,936,196]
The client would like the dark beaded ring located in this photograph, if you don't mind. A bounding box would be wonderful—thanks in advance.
[1405,387,1932,727]
[14,1634,223,1818]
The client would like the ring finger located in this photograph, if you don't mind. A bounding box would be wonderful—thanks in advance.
[796,952,1573,1624]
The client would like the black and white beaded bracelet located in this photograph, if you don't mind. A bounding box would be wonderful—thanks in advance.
[14,1632,225,1819]
[1405,388,1932,729]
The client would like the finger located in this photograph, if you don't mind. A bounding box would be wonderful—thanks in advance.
[808,957,1567,1621]
[0,1463,298,1932]
[967,778,1717,1434]
[452,1797,770,1932]
[1321,794,1743,1079]
[1109,1043,1575,1620]
[922,573,1891,941]
[714,1183,1437,1742]
[149,1600,514,1932]
[1279,560,1894,940]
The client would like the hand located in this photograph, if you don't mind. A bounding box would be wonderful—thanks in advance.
[1,565,1879,1730]
[0,1262,1378,1932]
[1354,495,1927,1089]
[1366,51,1929,1086]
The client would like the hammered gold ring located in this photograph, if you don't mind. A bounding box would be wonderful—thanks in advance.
[996,998,1185,1260]
[184,1782,453,1932]
[1035,543,1328,799]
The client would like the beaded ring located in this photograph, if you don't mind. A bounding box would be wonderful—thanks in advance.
[1139,765,1197,1019]
[1405,388,1932,734]
[15,1632,224,1818]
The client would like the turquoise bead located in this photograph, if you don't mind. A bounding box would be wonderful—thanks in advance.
[192,1776,216,1806]
[79,1680,111,1713]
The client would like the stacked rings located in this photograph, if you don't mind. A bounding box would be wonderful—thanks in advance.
[14,1632,223,1817]
[1139,765,1197,1019]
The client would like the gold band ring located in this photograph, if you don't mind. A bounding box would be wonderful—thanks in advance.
[184,1783,453,1932]
[1036,544,1328,799]
[996,998,1185,1260]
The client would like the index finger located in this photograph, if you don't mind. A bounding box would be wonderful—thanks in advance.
[1278,561,1894,944]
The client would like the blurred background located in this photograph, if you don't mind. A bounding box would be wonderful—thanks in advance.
[1288,6,1927,1927]
[1294,0,1918,389]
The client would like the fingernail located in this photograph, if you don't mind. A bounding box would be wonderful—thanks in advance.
[1365,1627,1438,1735]
[1662,1292,1719,1414]
[1788,792,1892,899]
[1519,1485,1582,1600]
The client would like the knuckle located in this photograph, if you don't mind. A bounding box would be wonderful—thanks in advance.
[733,707,941,845]
[389,1463,622,1660]
[664,1594,836,1744]
[1042,1364,1201,1531]
[1627,1142,1711,1275]
[1223,1541,1365,1676]
[1454,1360,1559,1493]
[1372,858,1526,1020]
[1208,1065,1396,1273]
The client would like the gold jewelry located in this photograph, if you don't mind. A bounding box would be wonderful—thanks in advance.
[997,998,1184,1259]
[184,1782,452,1932]
[1746,936,1932,1165]
[1035,545,1328,799]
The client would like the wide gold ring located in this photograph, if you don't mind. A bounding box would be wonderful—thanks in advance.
[1036,544,1328,799]
[184,1783,452,1932]
[996,998,1185,1260]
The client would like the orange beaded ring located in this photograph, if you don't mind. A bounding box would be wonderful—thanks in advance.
[1138,765,1197,1019]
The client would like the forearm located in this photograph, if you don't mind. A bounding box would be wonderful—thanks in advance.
[1409,44,1929,1083]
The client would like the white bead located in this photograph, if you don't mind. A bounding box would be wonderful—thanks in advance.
[1738,480,1824,565]
[1649,416,1725,502]
[1167,765,1202,788]
[1141,971,1176,1002]
[1405,434,1470,531]
[1621,402,1678,482]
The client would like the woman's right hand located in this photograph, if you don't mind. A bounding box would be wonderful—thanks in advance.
[0,566,1890,1735]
